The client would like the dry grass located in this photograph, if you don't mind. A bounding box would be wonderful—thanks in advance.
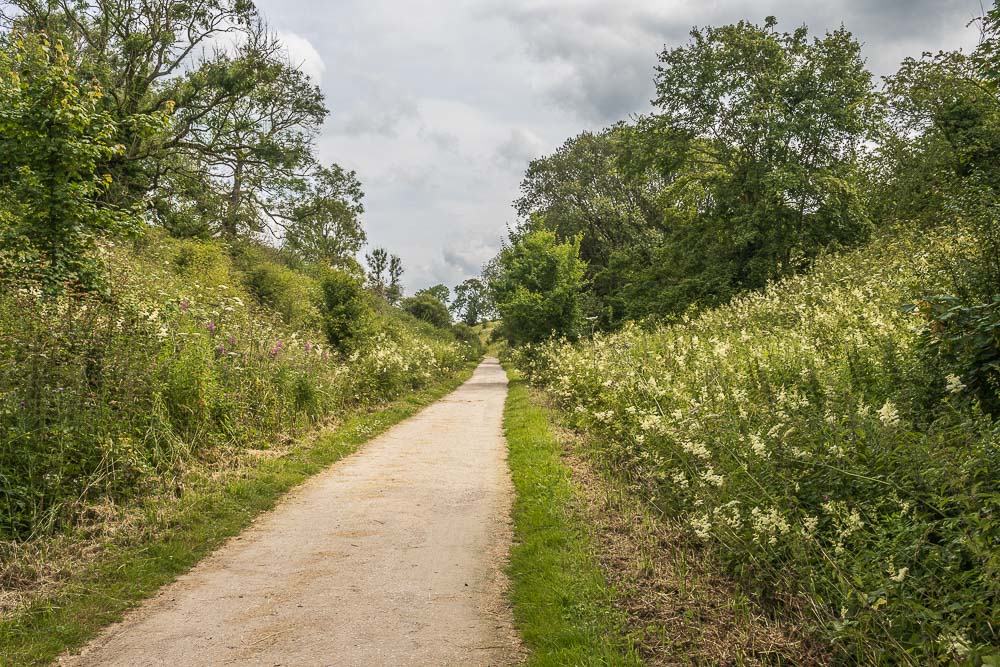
[552,421,828,666]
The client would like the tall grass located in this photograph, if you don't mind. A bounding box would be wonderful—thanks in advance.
[514,226,1000,663]
[0,230,472,541]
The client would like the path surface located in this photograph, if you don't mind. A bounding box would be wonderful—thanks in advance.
[62,359,520,667]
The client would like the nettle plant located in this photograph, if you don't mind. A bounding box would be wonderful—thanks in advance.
[516,228,1000,664]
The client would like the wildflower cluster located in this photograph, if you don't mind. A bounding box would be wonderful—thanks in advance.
[514,228,999,662]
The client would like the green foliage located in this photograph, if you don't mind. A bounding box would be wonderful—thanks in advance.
[512,19,878,325]
[913,295,1000,416]
[0,31,151,291]
[401,293,452,329]
[243,258,321,331]
[489,231,587,346]
[450,277,490,326]
[451,322,483,357]
[282,165,366,268]
[515,228,1000,663]
[0,231,468,540]
[319,269,372,354]
[416,283,450,305]
[365,247,404,304]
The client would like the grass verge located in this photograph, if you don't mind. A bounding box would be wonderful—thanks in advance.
[0,363,477,666]
[503,370,642,666]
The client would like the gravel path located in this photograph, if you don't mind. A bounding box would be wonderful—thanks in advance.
[61,358,521,666]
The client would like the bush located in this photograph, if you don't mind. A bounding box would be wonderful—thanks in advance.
[319,270,372,354]
[452,322,483,358]
[244,260,321,330]
[401,293,452,328]
[515,227,1000,663]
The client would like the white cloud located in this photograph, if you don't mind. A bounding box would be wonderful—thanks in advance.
[277,31,326,84]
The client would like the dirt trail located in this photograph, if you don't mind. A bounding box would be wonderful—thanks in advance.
[61,358,521,667]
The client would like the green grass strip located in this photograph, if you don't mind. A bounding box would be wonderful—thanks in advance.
[504,372,643,666]
[0,364,476,666]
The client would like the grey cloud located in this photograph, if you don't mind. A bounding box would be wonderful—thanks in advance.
[442,237,500,276]
[337,100,418,137]
[489,3,675,123]
[493,128,546,171]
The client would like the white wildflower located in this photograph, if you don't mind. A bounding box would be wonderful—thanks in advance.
[877,401,900,427]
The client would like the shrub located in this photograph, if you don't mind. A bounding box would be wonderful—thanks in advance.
[452,322,483,358]
[401,293,452,328]
[319,270,372,354]
[244,260,321,330]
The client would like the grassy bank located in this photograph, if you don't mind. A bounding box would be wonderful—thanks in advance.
[503,371,642,666]
[514,227,1000,663]
[0,362,475,666]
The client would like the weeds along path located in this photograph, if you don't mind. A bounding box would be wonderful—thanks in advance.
[60,359,520,667]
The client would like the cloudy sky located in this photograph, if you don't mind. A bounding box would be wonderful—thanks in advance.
[255,0,984,293]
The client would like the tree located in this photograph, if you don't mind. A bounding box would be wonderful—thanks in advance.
[0,30,155,291]
[387,255,403,305]
[4,1,347,246]
[450,278,489,326]
[488,230,586,346]
[515,126,665,327]
[365,246,403,304]
[4,0,262,206]
[401,293,451,328]
[646,18,878,296]
[415,284,450,305]
[281,165,365,268]
[165,27,328,239]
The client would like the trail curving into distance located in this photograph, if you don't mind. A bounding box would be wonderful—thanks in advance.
[61,359,521,667]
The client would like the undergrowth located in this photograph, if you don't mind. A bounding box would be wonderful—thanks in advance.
[514,225,1000,664]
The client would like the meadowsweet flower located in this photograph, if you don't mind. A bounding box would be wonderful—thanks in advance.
[878,401,900,427]
[701,466,724,486]
[690,514,711,539]
[945,373,966,394]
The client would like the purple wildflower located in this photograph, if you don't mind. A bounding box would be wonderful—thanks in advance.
[206,321,216,334]
[228,334,236,347]
[180,299,190,311]
[304,341,312,353]
[215,344,226,358]
[269,340,284,358]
